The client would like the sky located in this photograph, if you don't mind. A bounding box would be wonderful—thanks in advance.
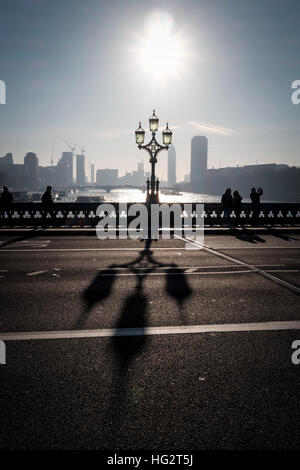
[0,0,299,181]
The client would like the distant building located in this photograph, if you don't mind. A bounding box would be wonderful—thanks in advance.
[24,152,39,188]
[190,136,208,188]
[0,153,13,165]
[192,163,300,202]
[137,161,144,173]
[168,145,176,187]
[96,169,118,185]
[0,153,15,187]
[76,154,85,186]
[137,162,144,185]
[24,152,38,177]
[38,166,57,188]
[56,152,73,187]
[91,164,95,184]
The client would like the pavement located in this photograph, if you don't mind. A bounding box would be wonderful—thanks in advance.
[0,230,300,450]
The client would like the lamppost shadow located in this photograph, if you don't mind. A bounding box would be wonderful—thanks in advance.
[78,237,193,445]
[79,238,192,328]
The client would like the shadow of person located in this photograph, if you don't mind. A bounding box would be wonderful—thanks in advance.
[266,228,299,242]
[0,227,44,249]
[235,230,266,244]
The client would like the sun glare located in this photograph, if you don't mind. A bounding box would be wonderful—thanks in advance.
[135,11,187,81]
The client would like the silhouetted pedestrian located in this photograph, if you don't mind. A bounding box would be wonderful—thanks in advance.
[250,187,263,226]
[0,185,13,225]
[41,185,56,226]
[221,188,233,226]
[233,190,243,226]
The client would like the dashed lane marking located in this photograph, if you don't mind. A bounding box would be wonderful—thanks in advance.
[26,270,48,276]
[1,320,300,341]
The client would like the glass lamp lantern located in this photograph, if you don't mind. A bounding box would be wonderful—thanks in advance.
[162,123,172,145]
[135,122,145,144]
[149,109,159,132]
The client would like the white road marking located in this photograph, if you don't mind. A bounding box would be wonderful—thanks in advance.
[204,246,300,250]
[177,235,300,294]
[26,270,48,276]
[94,269,298,277]
[0,240,51,249]
[1,245,299,252]
[102,264,285,270]
[0,247,186,252]
[1,320,300,341]
[0,269,8,272]
[185,267,199,273]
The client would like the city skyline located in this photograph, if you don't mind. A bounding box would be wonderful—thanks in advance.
[2,137,299,203]
[0,0,300,179]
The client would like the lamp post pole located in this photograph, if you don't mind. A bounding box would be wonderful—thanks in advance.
[135,110,172,204]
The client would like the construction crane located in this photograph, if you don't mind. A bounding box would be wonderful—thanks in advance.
[75,145,85,155]
[51,140,54,166]
[58,136,77,155]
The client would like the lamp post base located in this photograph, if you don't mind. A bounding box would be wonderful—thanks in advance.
[146,193,159,205]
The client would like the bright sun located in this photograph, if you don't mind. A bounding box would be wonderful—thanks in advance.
[135,11,187,81]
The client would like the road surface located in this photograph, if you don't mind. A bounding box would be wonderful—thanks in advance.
[0,231,299,450]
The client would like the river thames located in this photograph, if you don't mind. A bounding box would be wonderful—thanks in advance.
[70,188,221,203]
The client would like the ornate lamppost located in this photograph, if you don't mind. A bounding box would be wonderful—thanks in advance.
[135,110,172,204]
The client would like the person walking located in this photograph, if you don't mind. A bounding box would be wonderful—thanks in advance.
[233,190,243,226]
[41,185,56,227]
[221,188,233,227]
[0,185,13,225]
[250,187,263,226]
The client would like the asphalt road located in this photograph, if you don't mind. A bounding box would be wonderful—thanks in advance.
[0,232,299,450]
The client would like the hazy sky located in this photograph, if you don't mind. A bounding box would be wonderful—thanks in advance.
[0,0,299,181]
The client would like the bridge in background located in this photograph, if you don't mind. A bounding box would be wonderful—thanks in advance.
[66,185,147,192]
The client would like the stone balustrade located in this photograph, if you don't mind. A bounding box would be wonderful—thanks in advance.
[0,202,299,227]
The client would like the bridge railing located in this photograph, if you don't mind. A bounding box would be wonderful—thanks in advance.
[0,202,300,227]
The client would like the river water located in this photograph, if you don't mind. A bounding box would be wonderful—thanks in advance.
[67,188,221,203]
